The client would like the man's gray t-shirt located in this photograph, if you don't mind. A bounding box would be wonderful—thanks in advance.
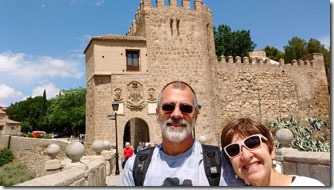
[122,141,244,186]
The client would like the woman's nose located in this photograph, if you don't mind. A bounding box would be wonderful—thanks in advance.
[240,146,253,160]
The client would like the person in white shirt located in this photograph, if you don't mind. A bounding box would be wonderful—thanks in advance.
[220,117,325,186]
[122,81,244,186]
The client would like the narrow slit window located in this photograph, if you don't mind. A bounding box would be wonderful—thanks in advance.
[176,19,180,36]
[170,19,174,35]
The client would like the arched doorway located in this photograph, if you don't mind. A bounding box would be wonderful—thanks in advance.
[123,118,149,153]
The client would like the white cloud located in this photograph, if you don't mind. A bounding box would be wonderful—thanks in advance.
[69,49,85,59]
[0,84,22,99]
[318,34,330,50]
[69,0,104,6]
[95,0,105,6]
[31,83,61,99]
[0,52,84,82]
[0,52,84,106]
[0,84,23,106]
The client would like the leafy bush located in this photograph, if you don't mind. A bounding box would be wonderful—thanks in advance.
[269,117,330,152]
[0,148,14,167]
[44,135,53,139]
[0,162,36,186]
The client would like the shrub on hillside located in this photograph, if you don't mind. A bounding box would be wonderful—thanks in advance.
[0,162,36,186]
[0,148,14,167]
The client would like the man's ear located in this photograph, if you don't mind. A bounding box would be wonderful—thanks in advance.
[156,107,160,123]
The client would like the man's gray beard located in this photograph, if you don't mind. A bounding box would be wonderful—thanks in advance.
[159,118,195,143]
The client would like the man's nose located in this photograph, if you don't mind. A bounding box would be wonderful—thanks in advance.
[170,105,183,118]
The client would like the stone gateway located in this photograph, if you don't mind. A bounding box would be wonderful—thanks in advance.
[83,0,329,154]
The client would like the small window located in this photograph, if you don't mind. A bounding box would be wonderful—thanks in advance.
[126,50,140,71]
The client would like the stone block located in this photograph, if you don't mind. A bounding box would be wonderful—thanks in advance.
[44,159,61,170]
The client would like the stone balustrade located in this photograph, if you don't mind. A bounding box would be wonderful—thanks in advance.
[16,140,110,186]
[1,133,329,186]
[275,128,330,186]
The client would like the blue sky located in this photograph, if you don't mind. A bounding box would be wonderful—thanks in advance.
[0,0,331,107]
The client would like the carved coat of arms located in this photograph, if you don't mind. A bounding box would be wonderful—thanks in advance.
[127,81,145,110]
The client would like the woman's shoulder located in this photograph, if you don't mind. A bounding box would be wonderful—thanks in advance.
[290,175,325,186]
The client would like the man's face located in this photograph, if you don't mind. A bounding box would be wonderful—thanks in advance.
[156,85,198,143]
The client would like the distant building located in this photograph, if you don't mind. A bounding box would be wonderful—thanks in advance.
[0,106,21,135]
[249,50,279,64]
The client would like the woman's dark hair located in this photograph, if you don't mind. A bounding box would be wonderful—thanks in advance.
[221,117,274,159]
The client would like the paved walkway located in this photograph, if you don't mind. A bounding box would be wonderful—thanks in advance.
[106,171,123,186]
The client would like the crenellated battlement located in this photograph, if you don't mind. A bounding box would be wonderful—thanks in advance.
[127,0,210,35]
[218,53,324,68]
[141,0,203,9]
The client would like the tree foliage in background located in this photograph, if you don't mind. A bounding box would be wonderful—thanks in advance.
[263,46,284,61]
[48,87,86,136]
[6,87,86,137]
[214,24,256,58]
[6,96,49,133]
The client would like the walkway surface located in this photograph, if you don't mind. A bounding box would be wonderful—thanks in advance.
[106,171,123,186]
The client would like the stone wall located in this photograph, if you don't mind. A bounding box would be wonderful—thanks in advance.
[16,155,106,186]
[83,0,330,153]
[214,54,329,132]
[0,135,70,177]
[276,148,330,186]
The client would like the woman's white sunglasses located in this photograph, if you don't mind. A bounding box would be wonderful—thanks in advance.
[223,134,268,158]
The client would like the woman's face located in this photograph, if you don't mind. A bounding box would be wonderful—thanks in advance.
[228,134,275,186]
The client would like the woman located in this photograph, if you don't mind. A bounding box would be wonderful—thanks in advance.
[220,117,325,186]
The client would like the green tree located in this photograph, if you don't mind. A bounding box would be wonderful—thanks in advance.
[264,46,284,61]
[7,96,47,133]
[283,37,307,63]
[47,87,86,136]
[214,25,256,58]
[41,90,47,116]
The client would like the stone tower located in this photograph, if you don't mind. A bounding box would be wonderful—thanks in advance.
[84,0,330,154]
[84,0,218,153]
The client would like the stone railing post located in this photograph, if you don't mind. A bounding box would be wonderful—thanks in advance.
[198,136,206,144]
[110,144,116,175]
[63,141,87,171]
[101,140,112,176]
[275,128,297,173]
[92,140,105,155]
[44,144,61,175]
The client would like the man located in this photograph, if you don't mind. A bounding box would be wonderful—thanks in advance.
[122,81,243,186]
[136,141,145,153]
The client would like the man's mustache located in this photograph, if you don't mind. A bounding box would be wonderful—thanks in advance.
[165,118,188,127]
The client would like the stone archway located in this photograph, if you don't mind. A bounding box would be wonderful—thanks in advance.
[123,118,149,153]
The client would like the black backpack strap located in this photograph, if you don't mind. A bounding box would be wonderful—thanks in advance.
[132,147,155,186]
[201,144,221,186]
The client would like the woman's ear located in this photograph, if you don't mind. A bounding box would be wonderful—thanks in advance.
[270,146,276,160]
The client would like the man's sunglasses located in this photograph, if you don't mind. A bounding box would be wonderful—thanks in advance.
[161,103,194,114]
[223,134,268,158]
